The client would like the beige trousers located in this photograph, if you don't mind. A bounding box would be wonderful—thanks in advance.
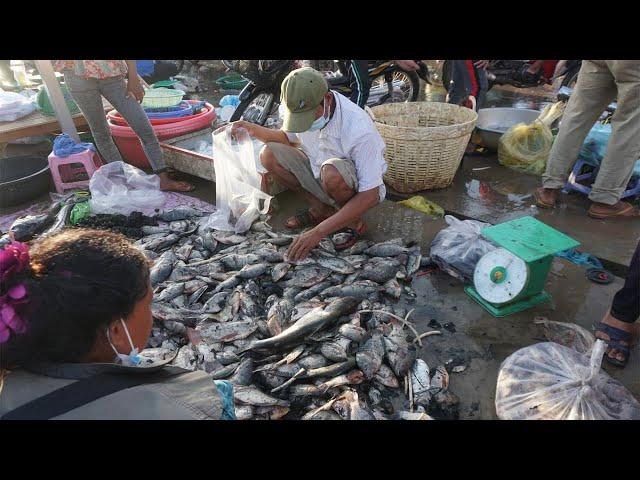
[542,60,640,205]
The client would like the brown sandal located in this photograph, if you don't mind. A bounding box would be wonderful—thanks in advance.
[533,188,559,209]
[284,209,330,230]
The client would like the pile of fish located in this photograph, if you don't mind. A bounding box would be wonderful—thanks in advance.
[129,208,459,420]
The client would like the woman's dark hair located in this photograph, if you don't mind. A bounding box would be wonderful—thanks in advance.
[1,229,150,368]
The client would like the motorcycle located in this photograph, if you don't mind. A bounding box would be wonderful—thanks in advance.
[224,59,431,126]
[326,60,431,105]
[441,60,582,93]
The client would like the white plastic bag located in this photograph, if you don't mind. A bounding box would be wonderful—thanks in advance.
[429,215,497,282]
[495,340,640,420]
[0,90,36,122]
[89,161,166,216]
[203,127,272,233]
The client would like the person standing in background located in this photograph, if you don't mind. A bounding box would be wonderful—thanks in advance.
[53,60,194,192]
[534,60,640,218]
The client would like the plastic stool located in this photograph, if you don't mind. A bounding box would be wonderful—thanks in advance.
[48,149,103,194]
[562,158,640,199]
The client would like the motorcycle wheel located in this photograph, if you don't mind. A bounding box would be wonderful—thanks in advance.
[561,70,580,89]
[230,90,275,126]
[368,69,420,106]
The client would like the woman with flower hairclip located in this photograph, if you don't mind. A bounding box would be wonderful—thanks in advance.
[0,229,235,420]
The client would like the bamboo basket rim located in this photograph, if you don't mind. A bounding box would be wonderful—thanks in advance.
[371,102,478,134]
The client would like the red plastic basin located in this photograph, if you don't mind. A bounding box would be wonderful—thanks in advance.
[108,102,216,169]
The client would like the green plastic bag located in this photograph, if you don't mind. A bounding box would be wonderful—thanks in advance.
[397,196,444,217]
[70,201,91,225]
[36,82,80,116]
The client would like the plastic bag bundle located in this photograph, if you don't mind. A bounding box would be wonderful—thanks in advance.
[89,161,166,216]
[498,102,566,176]
[429,215,497,283]
[0,90,36,122]
[495,340,640,420]
[202,127,272,233]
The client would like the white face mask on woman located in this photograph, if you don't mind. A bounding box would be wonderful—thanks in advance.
[106,318,142,367]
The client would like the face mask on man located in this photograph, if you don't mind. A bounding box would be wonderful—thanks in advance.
[106,318,143,367]
[307,96,330,132]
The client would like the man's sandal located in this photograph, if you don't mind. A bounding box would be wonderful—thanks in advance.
[594,321,632,368]
[284,209,330,230]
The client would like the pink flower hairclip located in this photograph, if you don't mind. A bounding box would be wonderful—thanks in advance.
[0,241,31,344]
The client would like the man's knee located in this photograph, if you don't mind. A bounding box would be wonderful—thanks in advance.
[260,144,279,171]
[321,164,353,196]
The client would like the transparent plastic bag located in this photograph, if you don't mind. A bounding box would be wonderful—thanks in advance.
[0,90,36,122]
[89,161,166,216]
[429,215,497,283]
[495,340,640,420]
[202,127,272,233]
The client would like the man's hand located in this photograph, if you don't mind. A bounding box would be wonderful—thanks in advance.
[474,60,490,69]
[126,77,145,103]
[394,60,420,71]
[287,228,324,262]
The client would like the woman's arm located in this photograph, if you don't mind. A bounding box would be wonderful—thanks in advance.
[124,60,145,102]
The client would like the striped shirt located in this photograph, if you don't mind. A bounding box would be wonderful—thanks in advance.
[286,91,387,200]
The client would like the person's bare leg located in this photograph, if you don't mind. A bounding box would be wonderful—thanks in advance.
[596,311,635,363]
[260,146,334,220]
[320,164,364,231]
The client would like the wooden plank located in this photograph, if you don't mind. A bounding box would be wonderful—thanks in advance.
[34,60,80,141]
[0,98,111,144]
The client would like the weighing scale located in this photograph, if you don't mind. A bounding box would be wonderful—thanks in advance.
[465,216,579,317]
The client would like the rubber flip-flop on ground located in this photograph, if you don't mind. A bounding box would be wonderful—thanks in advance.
[594,321,632,368]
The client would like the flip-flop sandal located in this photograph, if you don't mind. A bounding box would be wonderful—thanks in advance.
[533,189,557,209]
[588,202,639,219]
[284,209,328,230]
[594,321,632,367]
[333,224,367,251]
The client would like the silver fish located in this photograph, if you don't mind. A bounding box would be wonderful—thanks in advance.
[237,262,270,279]
[298,354,329,370]
[271,262,291,282]
[267,298,294,336]
[314,256,355,274]
[188,285,208,306]
[243,297,360,352]
[383,278,402,299]
[210,362,240,379]
[294,280,333,303]
[145,233,181,252]
[212,232,246,245]
[338,324,367,342]
[383,325,417,377]
[356,332,385,379]
[156,283,185,303]
[359,258,401,283]
[229,356,254,386]
[365,242,408,257]
[332,389,375,420]
[373,364,400,388]
[304,357,357,379]
[142,225,171,235]
[321,280,380,300]
[196,320,258,343]
[150,251,177,286]
[289,384,324,397]
[168,264,200,283]
[319,336,352,362]
[286,266,332,288]
[158,208,205,221]
[201,291,229,313]
[319,370,365,393]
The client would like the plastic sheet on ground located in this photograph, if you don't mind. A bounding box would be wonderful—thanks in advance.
[495,340,640,420]
[578,122,640,177]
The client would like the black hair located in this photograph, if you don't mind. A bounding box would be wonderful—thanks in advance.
[0,229,150,368]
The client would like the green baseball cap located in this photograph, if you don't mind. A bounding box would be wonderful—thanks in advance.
[280,67,328,133]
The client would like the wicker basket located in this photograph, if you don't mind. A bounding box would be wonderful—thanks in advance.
[141,88,185,109]
[372,102,478,193]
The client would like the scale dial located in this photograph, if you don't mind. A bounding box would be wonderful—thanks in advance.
[473,248,529,305]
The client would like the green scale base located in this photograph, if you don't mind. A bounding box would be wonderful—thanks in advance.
[464,286,551,318]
